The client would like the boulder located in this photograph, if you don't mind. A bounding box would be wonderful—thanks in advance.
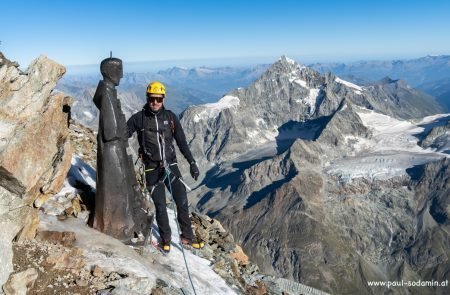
[45,247,85,270]
[0,206,31,289]
[2,268,38,295]
[36,230,76,247]
[16,209,40,242]
[0,52,72,200]
[0,52,73,286]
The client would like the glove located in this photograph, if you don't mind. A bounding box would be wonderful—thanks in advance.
[190,161,200,181]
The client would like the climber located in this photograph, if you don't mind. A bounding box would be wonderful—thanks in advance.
[127,81,204,253]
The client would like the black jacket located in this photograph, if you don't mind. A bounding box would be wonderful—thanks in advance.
[127,105,195,166]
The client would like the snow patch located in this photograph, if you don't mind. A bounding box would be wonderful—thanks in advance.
[247,130,259,139]
[305,89,320,113]
[255,118,266,127]
[245,128,279,145]
[193,95,240,122]
[83,111,94,119]
[281,56,297,65]
[243,119,279,144]
[69,156,97,190]
[41,156,96,215]
[325,109,449,181]
[335,77,363,94]
[296,88,321,114]
[293,79,307,88]
[326,152,442,182]
[416,113,450,125]
[288,69,308,88]
[293,84,320,114]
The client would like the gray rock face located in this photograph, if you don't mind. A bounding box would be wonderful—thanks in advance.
[0,53,72,198]
[419,121,450,152]
[362,78,443,119]
[195,142,449,294]
[181,57,328,163]
[0,52,72,287]
[315,100,372,147]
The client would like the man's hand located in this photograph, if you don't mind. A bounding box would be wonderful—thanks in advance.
[190,162,200,181]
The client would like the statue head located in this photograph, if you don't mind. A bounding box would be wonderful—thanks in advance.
[100,57,123,86]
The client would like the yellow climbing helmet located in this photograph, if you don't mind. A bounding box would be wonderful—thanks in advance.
[146,81,166,97]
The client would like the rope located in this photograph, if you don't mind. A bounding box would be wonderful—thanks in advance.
[166,166,198,295]
[139,111,197,294]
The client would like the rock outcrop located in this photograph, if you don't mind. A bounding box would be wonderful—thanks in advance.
[363,77,443,119]
[69,120,97,168]
[419,121,450,152]
[0,52,72,199]
[0,52,72,287]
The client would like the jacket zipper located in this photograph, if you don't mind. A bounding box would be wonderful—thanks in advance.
[154,114,163,161]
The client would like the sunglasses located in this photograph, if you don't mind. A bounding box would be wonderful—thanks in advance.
[147,96,164,103]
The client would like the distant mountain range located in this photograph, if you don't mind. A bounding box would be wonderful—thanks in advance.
[309,55,450,110]
[59,54,450,130]
[57,65,269,128]
[156,65,269,96]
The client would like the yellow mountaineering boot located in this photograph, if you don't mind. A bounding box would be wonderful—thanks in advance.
[161,240,171,254]
[181,237,205,250]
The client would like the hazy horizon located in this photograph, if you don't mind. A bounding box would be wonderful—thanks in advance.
[57,53,448,76]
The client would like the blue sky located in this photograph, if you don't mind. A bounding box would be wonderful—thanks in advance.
[1,0,449,68]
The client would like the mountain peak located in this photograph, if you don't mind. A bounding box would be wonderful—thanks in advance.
[378,76,398,84]
[157,66,188,75]
[374,76,412,88]
[278,55,297,65]
[276,55,307,70]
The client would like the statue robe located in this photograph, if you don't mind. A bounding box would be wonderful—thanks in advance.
[92,80,149,240]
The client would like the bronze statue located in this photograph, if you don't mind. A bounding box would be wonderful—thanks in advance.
[92,57,151,241]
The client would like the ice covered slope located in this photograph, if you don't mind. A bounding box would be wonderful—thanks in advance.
[325,109,450,181]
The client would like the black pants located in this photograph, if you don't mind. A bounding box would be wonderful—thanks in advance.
[146,163,194,243]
